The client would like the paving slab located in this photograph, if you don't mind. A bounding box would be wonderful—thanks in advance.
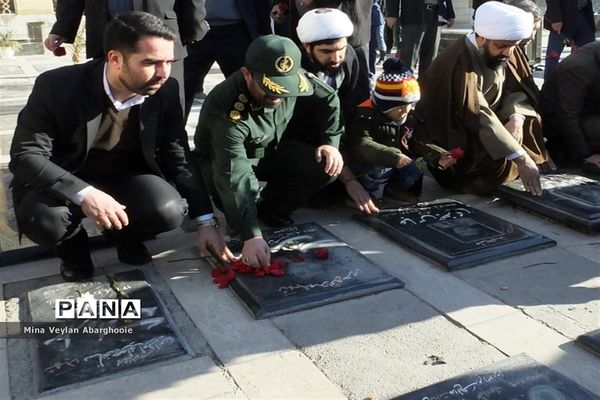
[467,312,600,394]
[154,246,297,364]
[226,349,345,399]
[455,247,600,339]
[273,289,505,399]
[39,356,243,400]
[397,353,600,400]
[324,218,522,327]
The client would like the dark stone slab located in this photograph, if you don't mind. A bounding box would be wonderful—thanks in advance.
[396,353,600,400]
[26,269,190,392]
[496,173,600,231]
[221,223,404,319]
[577,329,600,358]
[354,200,556,271]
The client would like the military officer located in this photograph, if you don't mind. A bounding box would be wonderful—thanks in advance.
[194,34,344,269]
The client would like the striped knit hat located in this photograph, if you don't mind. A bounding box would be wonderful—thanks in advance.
[371,59,420,112]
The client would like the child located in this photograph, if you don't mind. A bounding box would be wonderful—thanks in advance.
[344,59,424,204]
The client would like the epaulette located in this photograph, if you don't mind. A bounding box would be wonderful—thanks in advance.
[227,93,250,123]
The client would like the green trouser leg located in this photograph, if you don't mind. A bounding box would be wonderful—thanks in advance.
[255,138,337,216]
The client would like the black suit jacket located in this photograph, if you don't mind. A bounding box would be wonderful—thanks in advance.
[50,0,208,59]
[386,0,454,26]
[544,0,595,38]
[9,59,212,218]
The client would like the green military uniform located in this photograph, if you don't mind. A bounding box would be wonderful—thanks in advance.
[194,35,342,241]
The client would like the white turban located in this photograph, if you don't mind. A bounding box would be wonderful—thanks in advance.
[296,8,354,44]
[474,1,533,41]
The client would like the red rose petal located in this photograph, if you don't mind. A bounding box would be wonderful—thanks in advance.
[450,147,464,160]
[313,248,329,260]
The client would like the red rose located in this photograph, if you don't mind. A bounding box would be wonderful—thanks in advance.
[313,248,329,260]
[53,46,66,57]
[450,147,464,160]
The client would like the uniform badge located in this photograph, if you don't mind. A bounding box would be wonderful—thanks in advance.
[234,101,245,111]
[275,55,294,73]
[238,93,248,103]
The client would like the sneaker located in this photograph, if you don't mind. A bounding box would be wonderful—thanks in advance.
[116,241,152,265]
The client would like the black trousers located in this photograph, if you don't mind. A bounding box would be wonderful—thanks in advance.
[254,138,337,216]
[15,174,188,256]
[183,23,252,118]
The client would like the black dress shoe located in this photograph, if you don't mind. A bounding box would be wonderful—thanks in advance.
[117,242,152,265]
[256,202,294,228]
[60,260,94,282]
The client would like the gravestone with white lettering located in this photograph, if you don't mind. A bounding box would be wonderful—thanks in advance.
[355,200,556,270]
[220,223,404,319]
[577,329,600,358]
[26,269,190,392]
[395,353,599,399]
[496,173,600,231]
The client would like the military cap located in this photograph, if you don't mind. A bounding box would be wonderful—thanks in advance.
[245,34,313,98]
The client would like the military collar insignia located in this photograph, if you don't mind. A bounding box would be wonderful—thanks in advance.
[228,93,250,123]
[298,72,310,93]
[275,55,294,73]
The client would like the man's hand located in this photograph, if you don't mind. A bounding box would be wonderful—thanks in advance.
[551,21,563,34]
[196,226,238,263]
[504,114,525,145]
[241,237,271,268]
[315,145,344,176]
[584,154,600,168]
[81,188,129,230]
[344,179,380,214]
[386,16,398,29]
[438,153,458,169]
[44,34,65,52]
[514,154,542,196]
[395,154,413,169]
[446,18,455,28]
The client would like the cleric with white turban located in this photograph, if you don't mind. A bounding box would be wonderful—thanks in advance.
[296,8,354,44]
[474,1,534,41]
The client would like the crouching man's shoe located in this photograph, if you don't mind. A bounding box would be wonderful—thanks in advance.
[257,201,294,228]
[117,241,152,265]
[60,259,94,282]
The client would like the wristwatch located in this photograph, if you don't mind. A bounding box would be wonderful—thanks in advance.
[196,217,219,229]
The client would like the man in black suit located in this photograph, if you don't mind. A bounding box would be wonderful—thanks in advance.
[11,11,234,282]
[386,0,455,77]
[44,0,209,111]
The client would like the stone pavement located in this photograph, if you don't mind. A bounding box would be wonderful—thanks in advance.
[0,52,599,400]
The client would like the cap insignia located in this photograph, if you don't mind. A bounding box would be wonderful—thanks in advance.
[275,55,294,73]
[262,74,289,95]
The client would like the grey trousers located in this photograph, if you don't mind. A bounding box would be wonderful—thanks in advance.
[400,9,440,76]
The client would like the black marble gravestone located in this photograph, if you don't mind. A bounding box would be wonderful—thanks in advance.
[26,269,190,392]
[217,223,404,319]
[577,329,600,358]
[355,200,556,270]
[496,173,600,231]
[395,353,599,400]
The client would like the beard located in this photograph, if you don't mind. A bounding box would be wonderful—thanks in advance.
[310,50,343,73]
[481,44,508,70]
